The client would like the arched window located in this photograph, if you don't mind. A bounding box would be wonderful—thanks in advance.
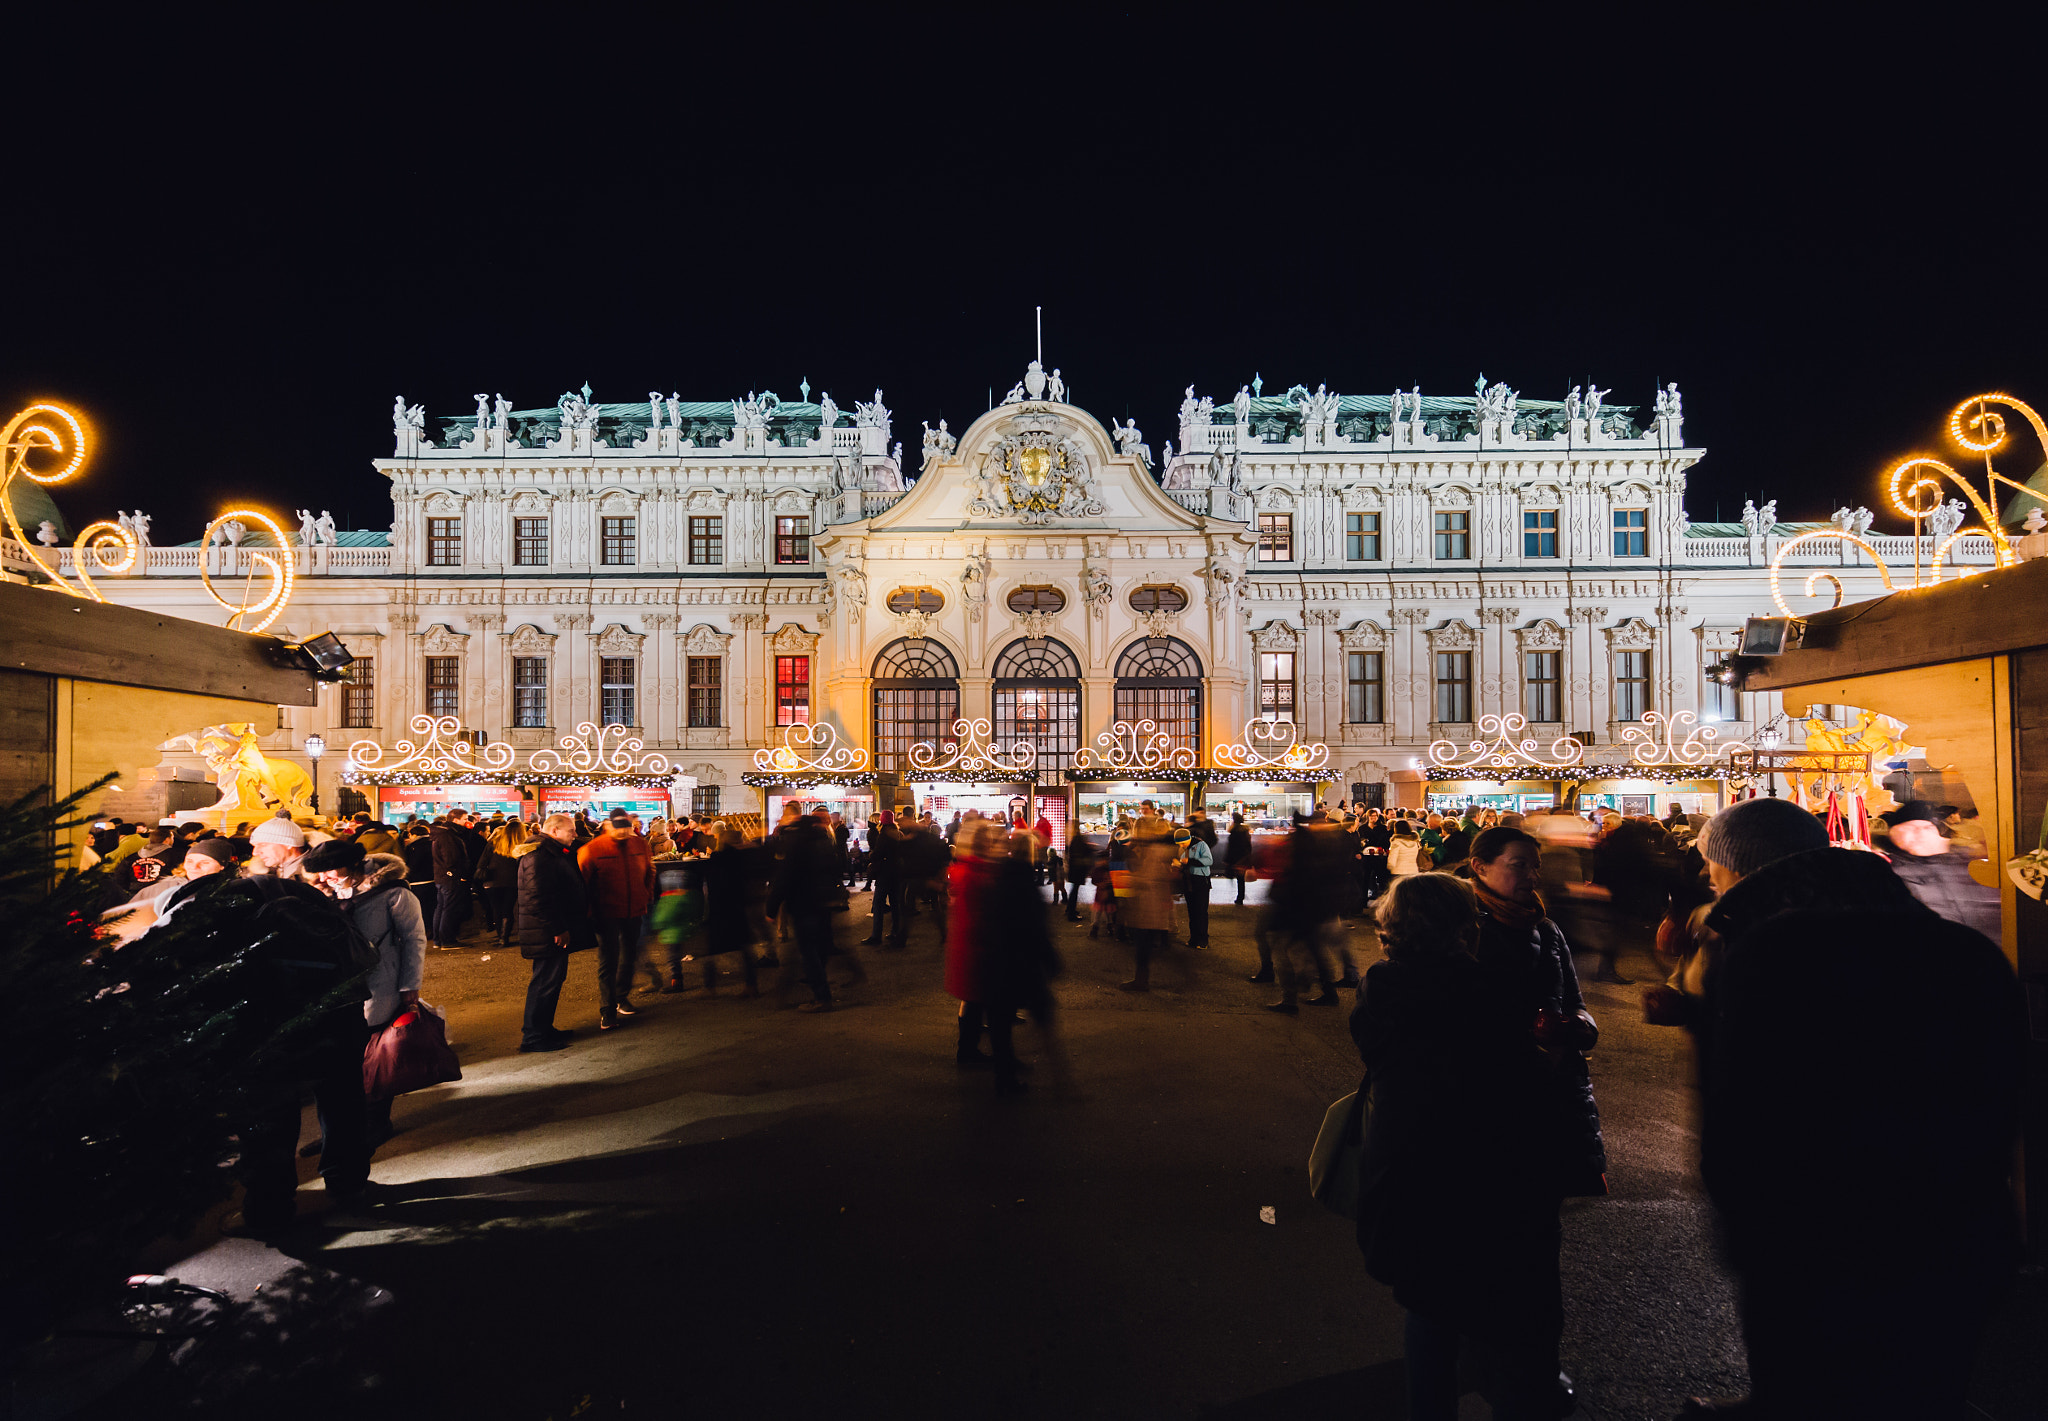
[871,638,961,772]
[992,638,1082,780]
[1006,585,1066,614]
[885,587,945,615]
[1129,584,1188,614]
[1114,637,1203,757]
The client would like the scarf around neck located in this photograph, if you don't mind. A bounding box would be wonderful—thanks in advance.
[1471,874,1546,932]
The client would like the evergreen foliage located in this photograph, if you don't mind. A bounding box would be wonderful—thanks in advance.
[0,780,365,1349]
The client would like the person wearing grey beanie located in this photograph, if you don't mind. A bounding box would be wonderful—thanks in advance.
[1695,796,1831,890]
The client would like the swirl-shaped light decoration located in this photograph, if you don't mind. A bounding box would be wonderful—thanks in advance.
[348,714,516,779]
[1426,713,1585,775]
[1617,711,1748,768]
[1071,719,1199,774]
[528,722,673,777]
[751,721,870,774]
[1210,719,1332,774]
[907,717,1036,778]
[1768,531,1896,615]
[199,508,296,633]
[0,401,138,602]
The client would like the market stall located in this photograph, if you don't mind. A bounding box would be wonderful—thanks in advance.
[1203,779,1324,828]
[1068,772,1201,829]
[375,782,524,824]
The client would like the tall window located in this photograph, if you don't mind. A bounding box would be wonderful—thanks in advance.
[601,516,637,566]
[1523,510,1558,558]
[688,656,722,727]
[1113,638,1203,757]
[427,518,461,567]
[992,638,1082,779]
[775,516,810,565]
[1615,650,1652,721]
[1433,510,1470,560]
[1704,671,1741,723]
[1346,651,1383,724]
[1613,509,1648,557]
[1257,513,1293,562]
[425,655,460,716]
[514,518,549,567]
[691,785,721,816]
[1524,651,1561,723]
[1435,651,1472,724]
[340,656,374,728]
[776,656,810,725]
[872,639,960,772]
[600,657,636,726]
[1259,651,1296,722]
[513,656,548,728]
[689,516,723,565]
[1345,512,1381,561]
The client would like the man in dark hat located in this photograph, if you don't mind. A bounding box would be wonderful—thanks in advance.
[1877,800,2000,943]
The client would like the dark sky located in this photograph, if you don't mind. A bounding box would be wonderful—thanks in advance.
[9,11,2045,543]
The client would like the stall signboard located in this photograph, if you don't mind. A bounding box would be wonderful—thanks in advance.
[537,785,670,821]
[378,785,522,823]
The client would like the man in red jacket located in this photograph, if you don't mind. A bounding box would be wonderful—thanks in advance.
[578,808,656,1029]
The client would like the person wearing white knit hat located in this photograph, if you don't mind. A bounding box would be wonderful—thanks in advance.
[248,812,308,878]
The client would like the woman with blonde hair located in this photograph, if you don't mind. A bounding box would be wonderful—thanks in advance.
[1352,871,1582,1420]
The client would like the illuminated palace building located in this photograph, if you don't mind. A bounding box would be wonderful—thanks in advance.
[16,372,1997,827]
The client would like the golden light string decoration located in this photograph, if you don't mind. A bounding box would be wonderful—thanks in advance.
[1210,719,1332,774]
[1616,711,1749,768]
[1071,719,1198,774]
[0,401,139,602]
[751,721,870,774]
[527,722,672,776]
[347,714,516,779]
[1884,455,2014,568]
[198,508,295,633]
[1767,531,1895,615]
[1425,713,1585,774]
[907,717,1036,778]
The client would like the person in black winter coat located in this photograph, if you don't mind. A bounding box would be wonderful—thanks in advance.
[1062,829,1095,922]
[1223,814,1253,904]
[782,809,858,1011]
[1353,872,1575,1421]
[1696,809,2023,1420]
[514,814,591,1051]
[1875,799,2001,943]
[429,815,474,946]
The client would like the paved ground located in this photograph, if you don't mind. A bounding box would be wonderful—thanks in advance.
[106,883,2045,1420]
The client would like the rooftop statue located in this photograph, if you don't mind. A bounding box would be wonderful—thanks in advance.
[494,394,513,427]
[35,519,56,546]
[921,419,956,469]
[1179,385,1202,429]
[1654,382,1683,422]
[1001,382,1027,405]
[732,392,770,431]
[1234,385,1252,424]
[393,396,425,435]
[1584,383,1611,425]
[1047,368,1067,403]
[296,508,319,545]
[315,510,337,546]
[1111,418,1151,467]
[647,391,666,428]
[855,390,891,433]
[1565,385,1584,422]
[1024,361,1047,400]
[1930,498,1966,542]
[474,393,491,429]
[819,392,840,430]
[665,394,680,430]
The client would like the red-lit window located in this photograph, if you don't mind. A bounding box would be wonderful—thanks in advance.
[775,517,810,565]
[776,656,810,725]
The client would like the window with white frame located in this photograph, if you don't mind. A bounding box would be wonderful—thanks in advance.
[601,516,637,566]
[688,656,722,727]
[1434,510,1470,560]
[513,656,548,727]
[1258,652,1296,722]
[1613,509,1648,557]
[1523,510,1559,558]
[514,518,549,567]
[1524,651,1561,723]
[425,656,459,716]
[691,785,721,816]
[340,657,374,728]
[1704,669,1741,722]
[1345,512,1381,561]
[427,518,461,567]
[1435,651,1472,723]
[600,657,636,726]
[689,516,723,565]
[1346,651,1383,724]
[1615,650,1652,721]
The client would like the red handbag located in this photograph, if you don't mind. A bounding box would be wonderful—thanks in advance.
[363,1001,463,1101]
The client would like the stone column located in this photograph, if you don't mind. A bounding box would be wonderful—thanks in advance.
[1390,607,1431,744]
[645,611,680,747]
[558,612,593,729]
[1303,608,1342,743]
[474,612,506,739]
[732,612,767,749]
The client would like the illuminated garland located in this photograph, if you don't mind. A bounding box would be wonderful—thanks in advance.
[0,401,138,603]
[1067,768,1208,784]
[1072,719,1198,773]
[345,767,676,788]
[742,770,878,790]
[752,721,869,774]
[908,717,1036,779]
[1424,763,1748,784]
[1617,711,1748,767]
[200,508,295,633]
[349,714,516,778]
[529,721,672,776]
[1427,714,1585,774]
[1210,719,1331,774]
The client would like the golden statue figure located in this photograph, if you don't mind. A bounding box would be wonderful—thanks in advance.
[163,723,316,828]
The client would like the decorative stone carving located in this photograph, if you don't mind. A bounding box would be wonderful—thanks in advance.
[1250,621,1302,652]
[1083,559,1114,618]
[1429,620,1477,651]
[686,761,726,787]
[683,623,733,656]
[1436,485,1474,509]
[971,428,1104,526]
[1111,418,1151,467]
[421,623,468,655]
[558,611,594,632]
[1014,609,1060,641]
[1199,556,1239,607]
[769,622,820,654]
[1567,606,1609,624]
[1338,622,1387,651]
[1479,606,1520,626]
[1519,620,1566,651]
[893,609,939,640]
[1390,607,1432,627]
[594,623,645,655]
[508,624,556,654]
[732,612,767,631]
[961,548,990,622]
[1304,608,1342,627]
[1606,617,1657,649]
[1700,626,1742,652]
[854,389,891,436]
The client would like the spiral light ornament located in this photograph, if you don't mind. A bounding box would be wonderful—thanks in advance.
[1767,531,1895,615]
[0,401,110,600]
[199,508,295,632]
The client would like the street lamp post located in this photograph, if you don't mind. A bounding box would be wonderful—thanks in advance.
[305,734,325,818]
[1755,721,1781,799]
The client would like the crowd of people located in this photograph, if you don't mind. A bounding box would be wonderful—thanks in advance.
[86,781,2024,1418]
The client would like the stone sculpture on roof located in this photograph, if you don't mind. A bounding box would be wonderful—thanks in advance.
[1654,383,1683,422]
[1584,383,1610,426]
[855,390,891,435]
[1234,386,1252,425]
[1930,498,1966,542]
[495,394,513,427]
[921,419,956,470]
[393,397,425,435]
[314,511,337,546]
[1023,361,1047,400]
[1111,418,1151,467]
[474,393,491,429]
[296,508,319,546]
[1565,385,1583,422]
[818,391,840,431]
[1047,368,1066,403]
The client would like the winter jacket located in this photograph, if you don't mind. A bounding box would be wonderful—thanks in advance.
[355,824,399,856]
[1350,951,1565,1346]
[944,856,999,1002]
[515,836,591,957]
[1473,901,1605,1195]
[1701,847,2024,1282]
[403,836,434,885]
[341,852,428,1025]
[1223,825,1253,869]
[701,846,755,957]
[1387,837,1420,876]
[578,831,654,919]
[1879,841,2001,943]
[429,823,470,886]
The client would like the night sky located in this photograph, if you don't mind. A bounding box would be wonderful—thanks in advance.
[10,13,2044,544]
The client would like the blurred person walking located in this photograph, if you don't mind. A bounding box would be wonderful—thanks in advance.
[428,811,474,947]
[515,813,592,1050]
[1876,799,2000,943]
[1223,812,1253,904]
[1118,814,1178,992]
[579,808,655,1028]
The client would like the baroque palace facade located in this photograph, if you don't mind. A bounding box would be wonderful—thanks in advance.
[12,369,1994,823]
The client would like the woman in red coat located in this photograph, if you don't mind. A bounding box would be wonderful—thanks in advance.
[945,820,1002,1068]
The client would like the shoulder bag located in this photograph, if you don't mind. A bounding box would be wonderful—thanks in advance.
[1308,1073,1370,1219]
